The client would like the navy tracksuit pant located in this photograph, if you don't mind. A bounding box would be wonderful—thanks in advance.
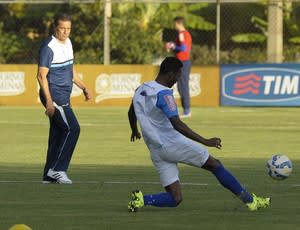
[177,60,191,114]
[43,104,80,179]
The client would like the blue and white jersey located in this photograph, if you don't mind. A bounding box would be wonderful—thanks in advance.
[39,35,74,105]
[133,81,181,149]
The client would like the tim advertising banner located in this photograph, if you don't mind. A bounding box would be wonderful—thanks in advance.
[221,63,300,106]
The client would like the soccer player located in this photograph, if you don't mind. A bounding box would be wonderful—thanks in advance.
[37,13,92,184]
[127,57,270,211]
[166,16,192,118]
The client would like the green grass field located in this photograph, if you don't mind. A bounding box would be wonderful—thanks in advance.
[0,106,299,230]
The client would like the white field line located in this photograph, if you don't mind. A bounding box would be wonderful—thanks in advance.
[0,180,207,186]
[0,180,100,184]
[0,120,125,127]
[103,181,208,186]
[0,180,299,187]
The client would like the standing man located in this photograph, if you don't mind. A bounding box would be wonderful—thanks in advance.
[165,16,192,118]
[127,57,270,212]
[37,13,92,184]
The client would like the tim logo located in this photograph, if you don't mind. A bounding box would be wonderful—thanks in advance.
[233,74,261,95]
[222,67,300,103]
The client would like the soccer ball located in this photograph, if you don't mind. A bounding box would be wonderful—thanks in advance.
[266,155,292,180]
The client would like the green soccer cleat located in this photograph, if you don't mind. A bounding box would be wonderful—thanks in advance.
[128,190,144,212]
[246,193,271,211]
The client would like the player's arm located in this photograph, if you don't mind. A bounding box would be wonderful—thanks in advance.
[170,116,222,149]
[157,90,221,149]
[128,102,141,142]
[174,33,187,52]
[37,67,55,117]
[73,67,92,101]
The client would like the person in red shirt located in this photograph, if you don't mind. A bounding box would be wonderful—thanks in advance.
[166,16,192,118]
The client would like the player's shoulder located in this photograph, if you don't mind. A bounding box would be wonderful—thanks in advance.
[136,81,156,93]
[134,82,152,98]
[39,37,54,56]
[155,82,174,98]
[185,30,192,39]
[134,81,172,98]
[40,36,54,48]
[40,36,55,51]
[157,88,173,97]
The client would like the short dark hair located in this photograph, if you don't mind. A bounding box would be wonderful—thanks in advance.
[159,57,183,74]
[54,13,71,27]
[174,16,185,24]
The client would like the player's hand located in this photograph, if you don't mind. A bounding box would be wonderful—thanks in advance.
[45,102,55,118]
[131,132,141,142]
[83,88,92,101]
[165,42,175,52]
[205,137,222,149]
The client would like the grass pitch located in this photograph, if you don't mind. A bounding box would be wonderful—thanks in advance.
[0,106,299,230]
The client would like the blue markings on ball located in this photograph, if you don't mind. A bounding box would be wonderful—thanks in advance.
[267,154,292,180]
[279,161,292,169]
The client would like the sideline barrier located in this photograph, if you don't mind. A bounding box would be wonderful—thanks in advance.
[221,63,300,106]
[0,64,220,107]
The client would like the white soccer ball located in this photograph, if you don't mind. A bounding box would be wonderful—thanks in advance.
[266,155,292,180]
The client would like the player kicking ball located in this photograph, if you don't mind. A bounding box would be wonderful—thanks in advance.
[127,57,270,212]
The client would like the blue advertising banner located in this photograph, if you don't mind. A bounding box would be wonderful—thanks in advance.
[221,63,300,106]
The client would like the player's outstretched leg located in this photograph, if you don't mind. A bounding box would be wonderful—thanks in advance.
[128,182,181,212]
[203,156,271,211]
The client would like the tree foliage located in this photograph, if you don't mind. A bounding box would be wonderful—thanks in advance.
[0,2,215,64]
[1,1,300,64]
[231,33,266,43]
[230,1,300,46]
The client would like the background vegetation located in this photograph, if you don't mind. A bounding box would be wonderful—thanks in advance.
[1,1,300,64]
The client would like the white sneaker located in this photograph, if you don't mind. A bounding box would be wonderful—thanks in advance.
[180,112,192,119]
[47,169,72,184]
